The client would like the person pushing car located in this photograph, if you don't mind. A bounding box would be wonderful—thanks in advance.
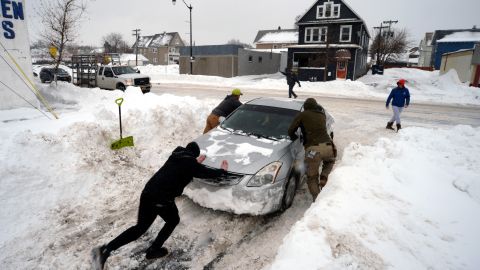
[91,142,228,270]
[203,88,243,134]
[288,98,336,202]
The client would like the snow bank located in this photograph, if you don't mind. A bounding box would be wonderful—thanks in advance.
[0,83,221,269]
[269,125,480,270]
[359,68,480,106]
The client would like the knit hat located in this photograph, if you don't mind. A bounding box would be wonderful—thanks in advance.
[397,79,406,86]
[186,142,200,157]
[231,88,243,96]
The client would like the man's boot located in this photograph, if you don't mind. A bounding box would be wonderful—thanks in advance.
[386,122,394,130]
[396,123,401,132]
[146,246,169,260]
[91,245,110,270]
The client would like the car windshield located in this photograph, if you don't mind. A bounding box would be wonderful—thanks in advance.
[221,104,298,140]
[112,66,136,75]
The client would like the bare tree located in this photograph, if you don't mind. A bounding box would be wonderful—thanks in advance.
[102,32,129,53]
[370,28,410,65]
[37,0,87,72]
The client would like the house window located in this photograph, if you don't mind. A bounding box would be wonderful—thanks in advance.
[151,48,157,53]
[317,2,341,19]
[340,25,352,42]
[305,27,327,43]
[258,56,263,63]
[153,58,157,63]
[248,55,253,62]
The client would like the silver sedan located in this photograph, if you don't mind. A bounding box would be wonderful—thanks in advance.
[185,97,334,215]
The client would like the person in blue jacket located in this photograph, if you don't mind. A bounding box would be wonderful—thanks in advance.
[386,79,410,131]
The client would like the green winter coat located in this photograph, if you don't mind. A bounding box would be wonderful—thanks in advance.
[288,98,331,148]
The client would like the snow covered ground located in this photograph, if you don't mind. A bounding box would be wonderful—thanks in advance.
[1,66,480,269]
[138,65,480,106]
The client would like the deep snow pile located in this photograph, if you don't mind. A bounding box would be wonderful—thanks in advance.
[138,65,480,106]
[0,83,220,268]
[269,125,480,270]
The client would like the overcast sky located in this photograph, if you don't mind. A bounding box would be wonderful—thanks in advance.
[27,0,479,47]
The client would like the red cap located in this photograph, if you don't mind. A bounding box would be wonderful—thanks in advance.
[397,79,406,86]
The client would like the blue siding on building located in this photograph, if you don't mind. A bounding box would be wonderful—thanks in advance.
[434,42,477,69]
[179,45,243,56]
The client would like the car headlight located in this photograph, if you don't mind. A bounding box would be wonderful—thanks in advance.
[124,79,134,86]
[247,161,282,187]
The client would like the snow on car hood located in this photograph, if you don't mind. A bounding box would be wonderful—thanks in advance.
[117,73,150,79]
[194,128,291,175]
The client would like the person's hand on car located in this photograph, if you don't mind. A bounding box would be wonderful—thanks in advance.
[197,155,206,163]
[221,160,228,171]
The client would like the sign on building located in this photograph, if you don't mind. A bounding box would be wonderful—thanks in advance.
[0,0,37,110]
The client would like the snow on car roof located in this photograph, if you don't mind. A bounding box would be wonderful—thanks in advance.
[246,97,304,111]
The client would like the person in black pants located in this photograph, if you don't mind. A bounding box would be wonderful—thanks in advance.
[92,142,228,270]
[280,68,301,99]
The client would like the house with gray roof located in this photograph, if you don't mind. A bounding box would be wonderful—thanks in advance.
[133,32,185,65]
[254,27,298,49]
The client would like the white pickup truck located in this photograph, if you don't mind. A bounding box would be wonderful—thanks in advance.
[96,65,151,93]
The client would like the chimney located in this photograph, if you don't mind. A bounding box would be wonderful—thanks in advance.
[278,26,281,30]
[473,25,477,29]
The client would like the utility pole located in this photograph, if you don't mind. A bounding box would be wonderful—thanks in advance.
[132,29,141,66]
[383,20,398,39]
[373,24,388,65]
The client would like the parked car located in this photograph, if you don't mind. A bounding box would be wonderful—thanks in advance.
[39,67,72,83]
[96,65,151,93]
[185,97,335,215]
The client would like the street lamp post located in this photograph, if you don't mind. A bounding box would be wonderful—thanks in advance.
[172,0,193,75]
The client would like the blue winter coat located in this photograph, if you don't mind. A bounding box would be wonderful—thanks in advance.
[386,87,410,107]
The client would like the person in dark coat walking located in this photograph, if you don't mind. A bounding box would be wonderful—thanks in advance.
[288,98,336,202]
[91,142,228,270]
[203,88,243,133]
[280,68,301,99]
[386,79,410,131]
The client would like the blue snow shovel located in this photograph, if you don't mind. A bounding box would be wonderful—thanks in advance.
[111,98,134,150]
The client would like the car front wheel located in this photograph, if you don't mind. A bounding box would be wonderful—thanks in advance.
[280,173,297,211]
[116,83,126,91]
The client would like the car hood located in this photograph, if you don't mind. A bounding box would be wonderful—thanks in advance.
[117,73,150,79]
[194,128,292,175]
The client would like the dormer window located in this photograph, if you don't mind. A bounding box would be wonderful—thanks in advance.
[317,1,341,19]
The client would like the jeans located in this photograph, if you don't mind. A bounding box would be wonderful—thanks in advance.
[390,106,404,124]
[106,192,180,252]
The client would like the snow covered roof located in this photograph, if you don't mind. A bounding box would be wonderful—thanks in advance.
[254,29,298,44]
[438,31,480,43]
[256,31,298,44]
[442,48,474,56]
[120,53,149,62]
[136,32,179,48]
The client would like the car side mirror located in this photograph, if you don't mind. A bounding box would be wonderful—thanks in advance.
[219,116,226,123]
[136,70,140,73]
[295,128,303,142]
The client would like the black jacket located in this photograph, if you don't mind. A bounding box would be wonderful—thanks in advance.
[281,71,301,86]
[212,95,242,117]
[143,146,225,202]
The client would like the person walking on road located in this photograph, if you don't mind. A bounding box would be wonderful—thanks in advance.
[288,98,336,202]
[386,79,410,132]
[91,142,228,270]
[203,88,243,134]
[280,68,301,99]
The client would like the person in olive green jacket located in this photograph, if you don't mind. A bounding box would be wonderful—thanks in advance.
[288,98,336,201]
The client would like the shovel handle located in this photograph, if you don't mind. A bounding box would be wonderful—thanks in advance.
[115,98,124,106]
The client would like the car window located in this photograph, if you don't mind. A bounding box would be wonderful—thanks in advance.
[55,68,68,75]
[104,67,113,77]
[221,104,298,140]
[111,66,136,75]
[98,67,104,75]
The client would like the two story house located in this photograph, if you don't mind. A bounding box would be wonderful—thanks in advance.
[288,0,370,81]
[134,32,184,65]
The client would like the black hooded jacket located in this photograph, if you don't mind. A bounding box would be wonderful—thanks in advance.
[212,95,242,117]
[143,146,225,202]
